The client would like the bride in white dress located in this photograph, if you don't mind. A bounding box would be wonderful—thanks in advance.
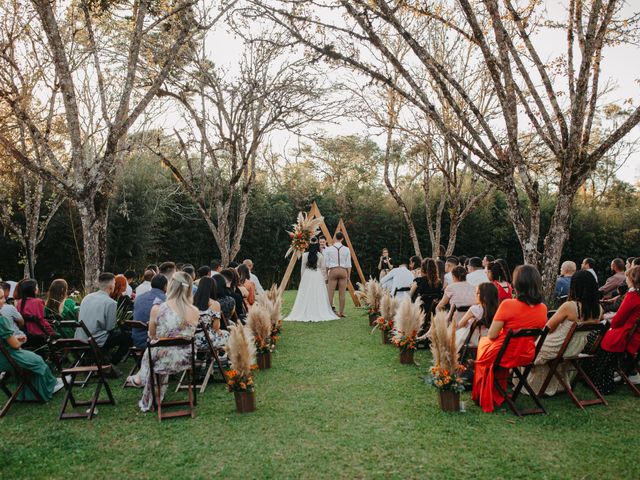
[285,238,339,322]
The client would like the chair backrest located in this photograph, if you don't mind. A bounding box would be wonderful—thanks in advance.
[147,337,195,374]
[557,321,605,358]
[0,338,26,375]
[123,320,149,331]
[494,327,548,369]
[49,320,109,367]
[626,317,640,344]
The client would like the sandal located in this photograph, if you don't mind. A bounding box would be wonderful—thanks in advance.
[125,375,143,388]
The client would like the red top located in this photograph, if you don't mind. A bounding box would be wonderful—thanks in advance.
[493,281,513,303]
[601,290,640,354]
[16,298,55,337]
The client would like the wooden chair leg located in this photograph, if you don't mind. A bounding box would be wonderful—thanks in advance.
[0,381,23,418]
[572,360,608,406]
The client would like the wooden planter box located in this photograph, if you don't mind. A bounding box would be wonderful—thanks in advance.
[438,390,461,412]
[382,330,391,344]
[399,349,414,364]
[257,351,271,370]
[234,390,256,413]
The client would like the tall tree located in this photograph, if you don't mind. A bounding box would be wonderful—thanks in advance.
[0,0,209,289]
[251,0,640,297]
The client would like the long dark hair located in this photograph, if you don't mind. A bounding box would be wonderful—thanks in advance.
[18,279,38,314]
[194,276,217,311]
[451,266,467,282]
[237,264,251,283]
[421,258,441,289]
[568,270,600,320]
[221,268,239,289]
[410,255,422,270]
[46,279,68,313]
[496,258,512,283]
[306,241,320,270]
[489,262,507,283]
[212,274,227,298]
[513,265,543,305]
[478,282,499,327]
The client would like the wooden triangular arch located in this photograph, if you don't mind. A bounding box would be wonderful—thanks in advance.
[279,202,366,307]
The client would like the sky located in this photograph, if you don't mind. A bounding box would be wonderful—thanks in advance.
[199,1,640,183]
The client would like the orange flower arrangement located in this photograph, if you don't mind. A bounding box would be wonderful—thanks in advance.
[226,368,256,392]
[285,211,324,259]
[391,297,423,352]
[427,310,466,393]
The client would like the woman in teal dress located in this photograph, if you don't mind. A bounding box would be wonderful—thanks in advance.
[44,279,78,338]
[0,288,59,402]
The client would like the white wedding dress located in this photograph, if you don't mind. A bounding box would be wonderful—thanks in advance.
[285,252,339,322]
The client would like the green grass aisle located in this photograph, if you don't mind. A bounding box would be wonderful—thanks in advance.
[1,291,639,479]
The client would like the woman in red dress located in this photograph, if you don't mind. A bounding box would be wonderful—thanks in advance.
[488,262,513,303]
[472,265,547,413]
[583,266,640,393]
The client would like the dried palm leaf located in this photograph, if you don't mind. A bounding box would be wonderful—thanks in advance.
[225,323,256,377]
[428,309,460,372]
[380,292,398,320]
[247,305,273,346]
[394,296,424,338]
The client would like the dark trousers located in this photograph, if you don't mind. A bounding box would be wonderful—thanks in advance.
[102,330,131,365]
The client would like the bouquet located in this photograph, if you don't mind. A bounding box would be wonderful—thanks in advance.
[426,310,465,393]
[224,324,257,392]
[285,211,324,259]
[391,297,423,352]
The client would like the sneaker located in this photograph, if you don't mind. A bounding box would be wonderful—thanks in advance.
[613,373,622,383]
[628,373,640,384]
[53,378,65,394]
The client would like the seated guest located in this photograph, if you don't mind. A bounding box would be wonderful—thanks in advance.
[581,257,598,283]
[132,274,168,349]
[211,259,223,276]
[456,282,499,352]
[443,256,458,289]
[488,262,513,303]
[1,281,17,304]
[0,287,63,399]
[634,258,640,267]
[495,258,512,284]
[158,261,177,281]
[409,256,422,278]
[626,257,636,270]
[44,279,78,338]
[601,284,628,314]
[0,282,24,335]
[482,255,495,270]
[243,259,265,295]
[436,259,445,285]
[127,272,199,409]
[135,270,154,297]
[525,270,601,396]
[472,265,547,413]
[437,266,476,324]
[410,258,443,315]
[123,270,136,297]
[221,268,247,321]
[584,266,640,393]
[182,264,197,295]
[212,274,236,324]
[380,263,414,300]
[237,264,256,309]
[16,279,55,350]
[196,265,211,287]
[554,261,576,300]
[146,264,159,275]
[193,277,226,350]
[112,274,133,323]
[599,258,626,299]
[466,257,490,286]
[77,273,130,376]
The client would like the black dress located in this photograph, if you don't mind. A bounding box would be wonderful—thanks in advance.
[411,277,443,315]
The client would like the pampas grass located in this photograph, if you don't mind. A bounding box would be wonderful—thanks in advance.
[380,292,398,320]
[225,323,256,377]
[257,285,283,330]
[428,309,459,372]
[357,278,383,312]
[393,297,424,338]
[247,306,273,349]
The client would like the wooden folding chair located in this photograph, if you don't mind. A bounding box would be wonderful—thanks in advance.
[177,322,227,395]
[48,321,115,420]
[493,327,549,417]
[0,341,45,417]
[537,322,608,409]
[121,320,148,389]
[459,318,484,365]
[615,317,640,397]
[148,337,196,421]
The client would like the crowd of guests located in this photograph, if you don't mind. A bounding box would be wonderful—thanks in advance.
[378,249,640,413]
[0,259,265,411]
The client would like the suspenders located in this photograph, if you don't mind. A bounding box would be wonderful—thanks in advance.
[335,245,342,267]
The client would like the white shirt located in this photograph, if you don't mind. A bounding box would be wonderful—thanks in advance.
[250,273,265,295]
[324,242,352,269]
[380,266,414,300]
[444,272,453,289]
[466,269,490,287]
[125,283,133,297]
[135,281,151,297]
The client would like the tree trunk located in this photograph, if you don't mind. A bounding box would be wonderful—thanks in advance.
[540,192,575,301]
[445,220,461,257]
[502,183,540,266]
[77,192,110,291]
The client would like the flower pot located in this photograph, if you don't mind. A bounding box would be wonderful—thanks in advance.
[257,351,271,370]
[399,349,414,364]
[438,390,461,412]
[234,390,256,413]
[382,330,391,345]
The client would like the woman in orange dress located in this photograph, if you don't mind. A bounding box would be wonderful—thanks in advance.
[237,264,256,310]
[472,265,547,413]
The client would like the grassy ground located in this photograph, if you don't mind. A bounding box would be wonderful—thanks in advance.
[1,291,638,479]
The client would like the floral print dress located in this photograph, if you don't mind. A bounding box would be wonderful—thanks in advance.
[138,302,196,411]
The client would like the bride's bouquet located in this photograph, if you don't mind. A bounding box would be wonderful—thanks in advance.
[285,211,324,259]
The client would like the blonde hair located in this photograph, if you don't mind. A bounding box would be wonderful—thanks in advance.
[166,271,194,321]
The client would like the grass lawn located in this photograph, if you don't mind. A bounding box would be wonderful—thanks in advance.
[1,290,638,479]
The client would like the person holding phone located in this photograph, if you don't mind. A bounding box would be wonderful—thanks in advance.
[378,248,393,280]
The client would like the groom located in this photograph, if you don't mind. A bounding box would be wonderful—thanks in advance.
[325,232,352,318]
